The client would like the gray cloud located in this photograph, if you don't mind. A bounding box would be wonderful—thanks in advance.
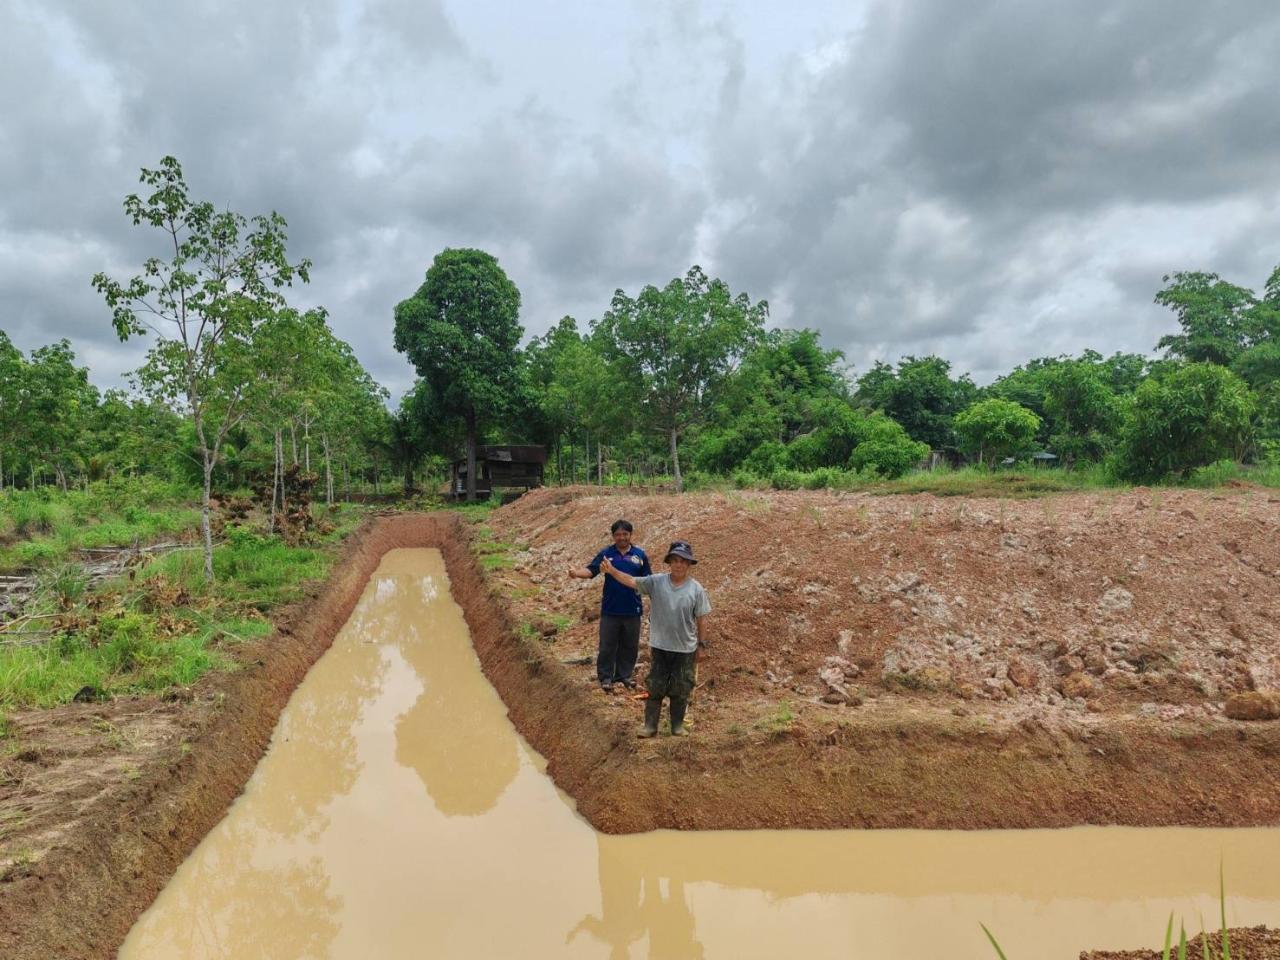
[2,0,1279,401]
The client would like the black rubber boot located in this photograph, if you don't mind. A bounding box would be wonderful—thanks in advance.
[638,698,661,738]
[669,697,689,736]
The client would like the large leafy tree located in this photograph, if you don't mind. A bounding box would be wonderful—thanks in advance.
[1155,270,1273,366]
[92,156,311,581]
[393,248,522,501]
[1115,363,1256,482]
[1040,361,1122,465]
[22,340,99,490]
[593,265,767,492]
[856,356,977,453]
[695,328,852,473]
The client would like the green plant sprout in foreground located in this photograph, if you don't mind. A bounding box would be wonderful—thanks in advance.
[982,865,1237,960]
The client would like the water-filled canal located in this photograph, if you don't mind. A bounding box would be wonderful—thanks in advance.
[120,549,1280,959]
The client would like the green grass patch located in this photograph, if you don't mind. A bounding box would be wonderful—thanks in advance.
[0,479,201,572]
[0,504,359,710]
[0,610,237,709]
[755,700,795,736]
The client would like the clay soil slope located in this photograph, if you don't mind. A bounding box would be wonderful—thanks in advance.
[482,484,1280,831]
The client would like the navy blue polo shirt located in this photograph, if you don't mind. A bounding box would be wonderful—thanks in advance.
[587,545,651,617]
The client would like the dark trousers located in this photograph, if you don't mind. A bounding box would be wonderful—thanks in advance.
[646,647,697,702]
[597,615,641,685]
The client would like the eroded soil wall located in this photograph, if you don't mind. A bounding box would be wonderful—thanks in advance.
[4,509,1280,959]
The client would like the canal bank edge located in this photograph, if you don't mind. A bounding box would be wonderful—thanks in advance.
[4,512,1280,959]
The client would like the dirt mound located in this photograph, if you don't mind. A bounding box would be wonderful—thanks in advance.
[492,486,1280,724]
[1084,926,1280,959]
[4,494,1280,957]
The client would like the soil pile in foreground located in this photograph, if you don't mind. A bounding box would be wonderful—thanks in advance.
[1084,926,1280,959]
[491,485,1280,726]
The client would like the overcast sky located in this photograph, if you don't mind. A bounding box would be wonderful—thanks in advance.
[3,0,1280,400]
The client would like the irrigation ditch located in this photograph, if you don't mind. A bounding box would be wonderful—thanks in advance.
[2,510,1279,957]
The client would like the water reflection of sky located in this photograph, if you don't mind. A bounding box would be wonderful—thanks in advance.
[121,549,1280,960]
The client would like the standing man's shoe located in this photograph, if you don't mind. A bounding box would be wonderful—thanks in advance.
[637,698,661,738]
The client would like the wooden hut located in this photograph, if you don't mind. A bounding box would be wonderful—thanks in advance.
[450,445,546,499]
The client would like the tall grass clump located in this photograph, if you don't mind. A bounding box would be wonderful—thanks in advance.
[981,865,1239,960]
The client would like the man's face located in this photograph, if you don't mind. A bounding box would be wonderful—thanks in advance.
[667,556,691,578]
[613,527,632,551]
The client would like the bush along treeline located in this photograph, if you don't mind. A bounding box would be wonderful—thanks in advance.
[389,251,1280,496]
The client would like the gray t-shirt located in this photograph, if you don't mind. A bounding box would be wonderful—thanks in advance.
[635,574,711,654]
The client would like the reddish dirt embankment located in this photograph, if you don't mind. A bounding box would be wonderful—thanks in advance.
[481,484,1280,832]
[3,488,1279,958]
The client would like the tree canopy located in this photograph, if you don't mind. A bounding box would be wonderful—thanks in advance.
[393,248,523,501]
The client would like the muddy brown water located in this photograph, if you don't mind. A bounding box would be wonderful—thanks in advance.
[119,549,1280,960]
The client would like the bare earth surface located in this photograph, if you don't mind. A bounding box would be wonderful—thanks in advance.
[1084,926,1280,959]
[490,485,1280,731]
[1,490,1278,957]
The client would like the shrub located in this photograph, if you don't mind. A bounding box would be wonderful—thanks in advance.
[850,415,930,478]
[1114,363,1255,482]
[769,468,805,490]
[743,441,790,475]
[954,398,1042,465]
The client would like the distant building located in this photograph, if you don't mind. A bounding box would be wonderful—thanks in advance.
[450,445,546,498]
[1000,451,1059,467]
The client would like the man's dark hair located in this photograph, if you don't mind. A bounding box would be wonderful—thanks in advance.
[610,519,633,534]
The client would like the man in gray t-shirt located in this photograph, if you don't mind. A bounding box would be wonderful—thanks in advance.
[601,539,710,737]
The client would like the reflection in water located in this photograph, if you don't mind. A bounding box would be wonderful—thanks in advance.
[122,550,1280,960]
[394,573,519,816]
[569,841,706,960]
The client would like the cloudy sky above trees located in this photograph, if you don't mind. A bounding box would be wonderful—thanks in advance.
[3,0,1280,399]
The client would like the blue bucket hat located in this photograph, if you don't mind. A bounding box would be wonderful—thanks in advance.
[664,540,697,564]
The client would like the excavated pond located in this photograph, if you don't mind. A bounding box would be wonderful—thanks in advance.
[119,549,1280,959]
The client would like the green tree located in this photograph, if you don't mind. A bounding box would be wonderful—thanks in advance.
[393,248,522,501]
[694,329,851,474]
[92,156,311,581]
[22,340,99,490]
[954,398,1041,466]
[1041,361,1122,465]
[593,265,767,492]
[856,356,977,453]
[0,332,23,490]
[1115,363,1256,482]
[1155,270,1269,366]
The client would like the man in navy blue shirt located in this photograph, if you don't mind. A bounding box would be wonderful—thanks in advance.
[568,519,652,692]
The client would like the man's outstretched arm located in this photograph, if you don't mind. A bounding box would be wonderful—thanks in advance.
[600,556,639,590]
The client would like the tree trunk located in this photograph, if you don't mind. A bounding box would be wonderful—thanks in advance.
[289,423,298,465]
[200,455,215,583]
[304,418,311,473]
[269,430,281,533]
[597,439,603,487]
[465,411,478,502]
[323,434,333,506]
[669,426,683,493]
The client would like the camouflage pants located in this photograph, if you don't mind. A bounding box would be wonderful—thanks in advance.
[646,648,696,702]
